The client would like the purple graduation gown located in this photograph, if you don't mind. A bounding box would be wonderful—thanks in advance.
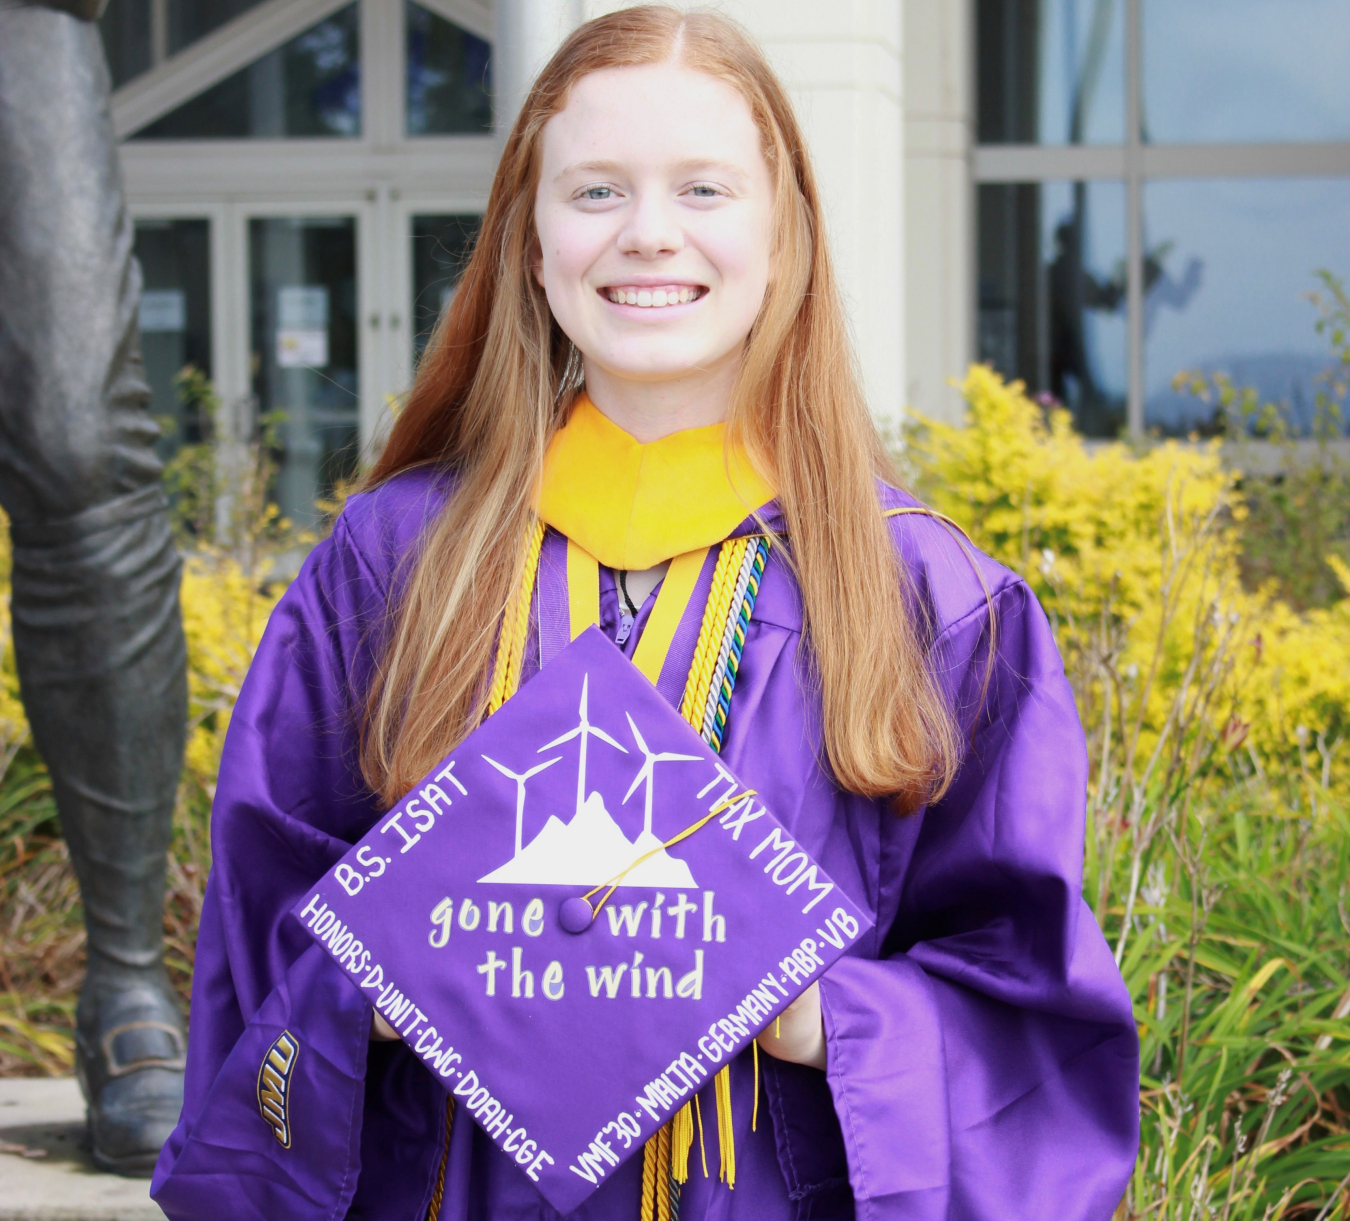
[151,469,1139,1220]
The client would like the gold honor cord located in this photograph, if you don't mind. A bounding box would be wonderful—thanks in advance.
[430,523,769,1221]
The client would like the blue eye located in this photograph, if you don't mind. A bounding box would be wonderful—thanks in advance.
[689,185,719,198]
[582,186,613,200]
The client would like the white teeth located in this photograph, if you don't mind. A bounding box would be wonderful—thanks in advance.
[607,286,701,307]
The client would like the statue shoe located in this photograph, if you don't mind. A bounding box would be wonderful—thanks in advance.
[75,977,186,1177]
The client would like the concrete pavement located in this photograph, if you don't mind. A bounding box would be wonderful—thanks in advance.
[0,1078,164,1220]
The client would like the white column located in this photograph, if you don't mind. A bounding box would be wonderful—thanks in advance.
[494,0,584,136]
[903,0,974,425]
[580,0,907,433]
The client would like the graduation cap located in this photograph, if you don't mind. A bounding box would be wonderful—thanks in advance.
[293,627,871,1214]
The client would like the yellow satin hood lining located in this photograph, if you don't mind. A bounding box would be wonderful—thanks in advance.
[536,395,776,571]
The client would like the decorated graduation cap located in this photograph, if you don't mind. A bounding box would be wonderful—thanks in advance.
[294,626,870,1214]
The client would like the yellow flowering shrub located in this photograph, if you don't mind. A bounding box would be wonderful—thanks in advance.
[904,365,1349,799]
[177,553,282,800]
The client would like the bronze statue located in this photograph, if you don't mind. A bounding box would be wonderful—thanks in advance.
[0,0,188,1176]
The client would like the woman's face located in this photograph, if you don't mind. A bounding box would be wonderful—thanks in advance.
[534,61,775,394]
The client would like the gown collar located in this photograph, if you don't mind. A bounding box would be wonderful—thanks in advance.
[536,393,776,570]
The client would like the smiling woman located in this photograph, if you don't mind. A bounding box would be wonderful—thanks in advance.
[152,8,1139,1221]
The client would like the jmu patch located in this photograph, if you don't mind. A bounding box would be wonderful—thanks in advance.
[257,1030,299,1148]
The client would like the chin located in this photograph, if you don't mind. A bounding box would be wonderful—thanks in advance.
[597,344,731,379]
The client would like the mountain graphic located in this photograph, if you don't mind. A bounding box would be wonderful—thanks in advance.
[477,790,697,887]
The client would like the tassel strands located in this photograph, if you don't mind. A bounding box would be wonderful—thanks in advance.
[752,1038,759,1133]
[671,1102,695,1183]
[713,1065,735,1187]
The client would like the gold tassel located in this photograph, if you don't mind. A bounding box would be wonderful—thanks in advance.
[714,1066,735,1188]
[671,1104,694,1183]
[752,1038,760,1133]
[694,1094,709,1180]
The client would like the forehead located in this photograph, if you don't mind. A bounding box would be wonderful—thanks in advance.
[540,61,766,176]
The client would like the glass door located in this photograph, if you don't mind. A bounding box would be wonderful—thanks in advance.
[248,214,360,529]
[133,217,213,457]
[410,211,481,366]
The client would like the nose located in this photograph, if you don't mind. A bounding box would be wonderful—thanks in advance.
[617,189,684,260]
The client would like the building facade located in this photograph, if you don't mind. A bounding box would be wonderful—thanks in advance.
[103,0,1350,528]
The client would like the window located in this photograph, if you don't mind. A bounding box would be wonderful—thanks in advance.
[131,5,360,139]
[100,0,270,89]
[1144,179,1350,435]
[976,0,1125,146]
[134,219,213,457]
[249,217,359,529]
[406,2,492,136]
[100,0,153,90]
[1142,0,1350,144]
[975,0,1350,437]
[978,181,1127,437]
[411,213,482,363]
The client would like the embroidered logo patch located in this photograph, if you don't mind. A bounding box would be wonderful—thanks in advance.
[257,1030,299,1148]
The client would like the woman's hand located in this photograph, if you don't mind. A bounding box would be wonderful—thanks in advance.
[756,981,827,1070]
[371,1011,399,1041]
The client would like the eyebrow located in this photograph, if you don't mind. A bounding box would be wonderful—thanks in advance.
[553,158,750,183]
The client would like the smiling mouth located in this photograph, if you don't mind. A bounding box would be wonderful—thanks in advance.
[602,285,706,308]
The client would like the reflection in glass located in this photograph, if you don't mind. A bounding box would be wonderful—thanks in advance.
[134,219,212,459]
[978,181,1128,437]
[411,215,482,365]
[133,4,360,139]
[976,0,1125,145]
[98,0,152,90]
[1144,178,1350,436]
[100,0,272,90]
[249,217,359,529]
[1143,0,1350,144]
[168,0,268,57]
[406,2,492,135]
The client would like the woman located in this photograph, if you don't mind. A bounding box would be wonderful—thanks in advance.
[152,8,1138,1219]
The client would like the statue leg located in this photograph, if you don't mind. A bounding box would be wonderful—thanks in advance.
[0,4,189,1176]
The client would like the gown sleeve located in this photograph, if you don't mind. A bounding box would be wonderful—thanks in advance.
[815,576,1139,1221]
[151,482,450,1221]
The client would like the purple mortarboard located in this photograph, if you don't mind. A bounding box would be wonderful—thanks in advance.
[293,627,871,1213]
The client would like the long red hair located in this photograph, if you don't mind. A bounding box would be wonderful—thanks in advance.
[361,5,959,812]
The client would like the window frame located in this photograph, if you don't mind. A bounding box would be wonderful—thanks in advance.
[974,0,1350,435]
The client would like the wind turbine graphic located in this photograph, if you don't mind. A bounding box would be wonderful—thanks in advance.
[539,674,627,817]
[623,713,700,838]
[481,753,562,858]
